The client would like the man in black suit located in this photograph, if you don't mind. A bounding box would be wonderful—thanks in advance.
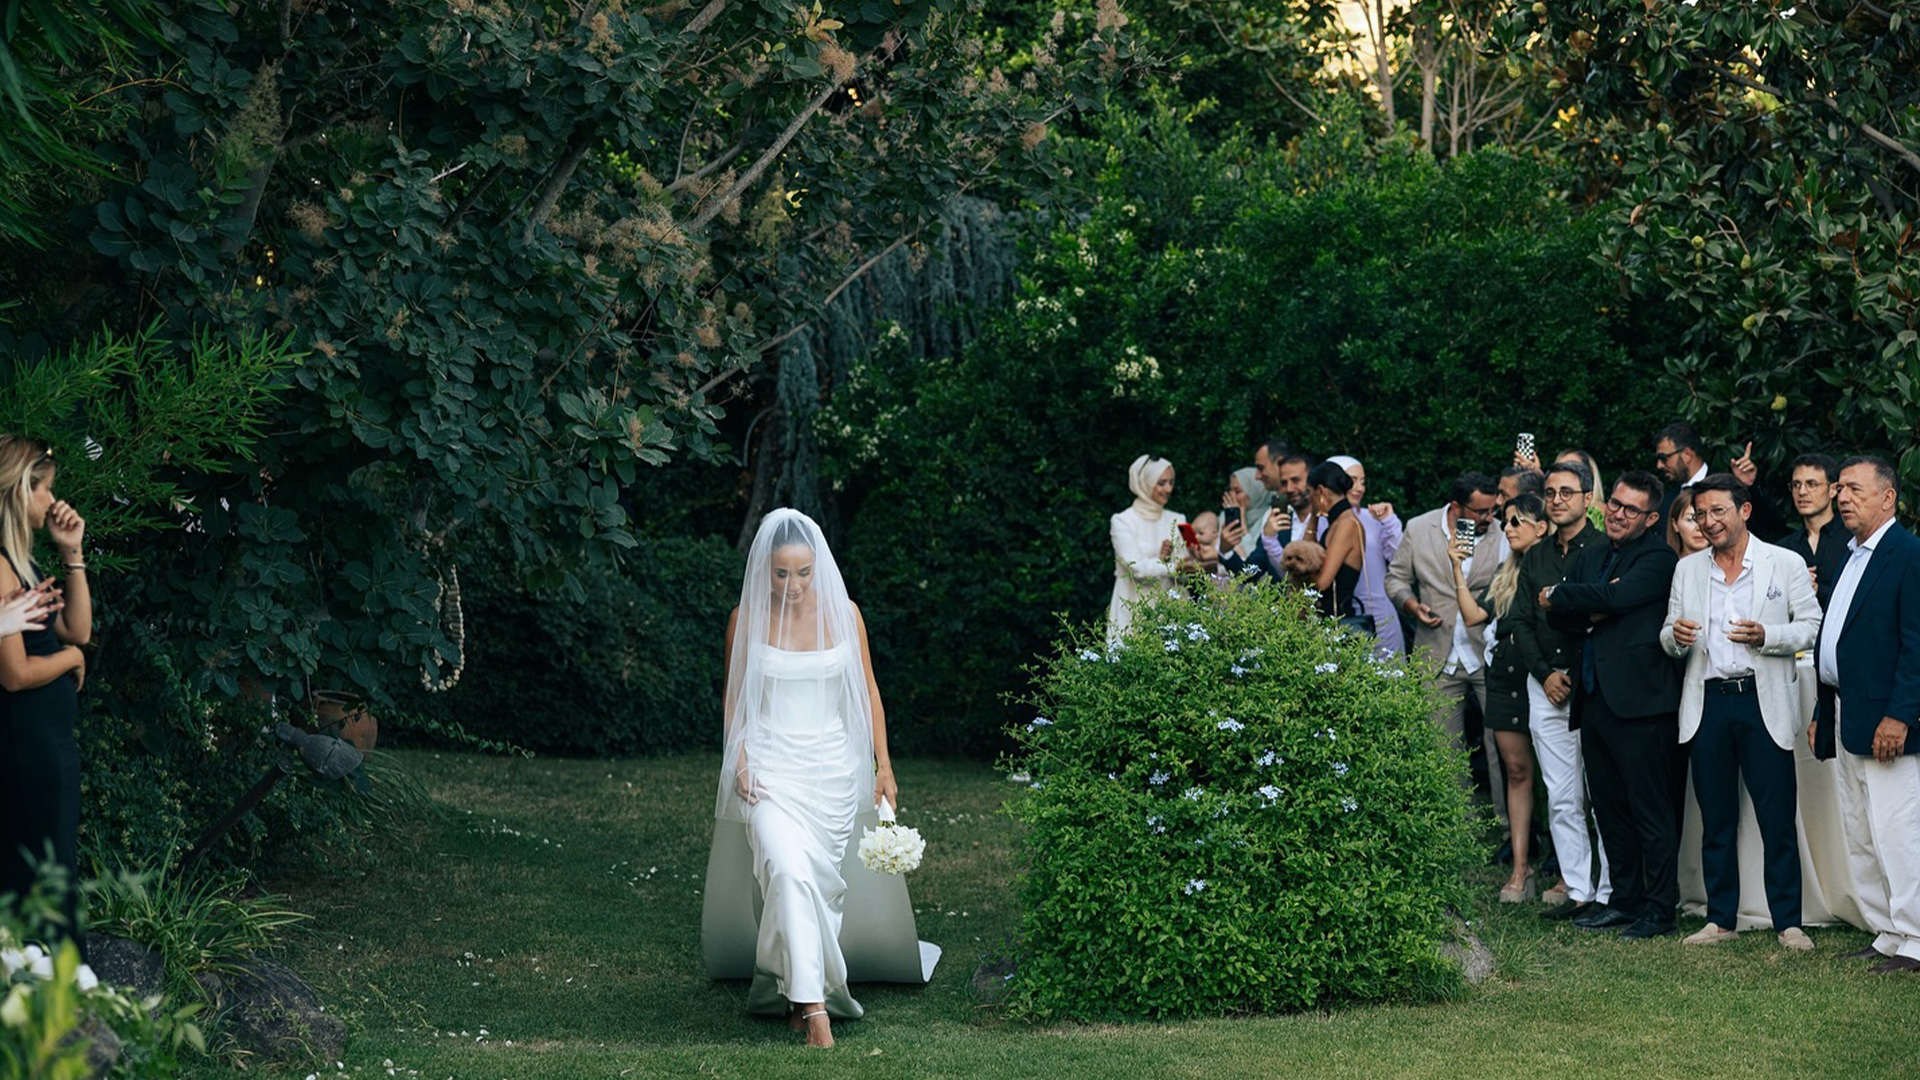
[1539,470,1683,939]
[1810,456,1920,973]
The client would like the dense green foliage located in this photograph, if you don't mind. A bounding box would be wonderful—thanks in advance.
[393,534,742,757]
[825,108,1664,753]
[1007,583,1478,1019]
[1509,0,1920,483]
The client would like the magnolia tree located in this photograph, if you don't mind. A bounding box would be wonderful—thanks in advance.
[1,0,1139,704]
[1508,0,1920,485]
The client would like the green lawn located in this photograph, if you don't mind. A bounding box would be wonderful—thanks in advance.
[229,751,1920,1080]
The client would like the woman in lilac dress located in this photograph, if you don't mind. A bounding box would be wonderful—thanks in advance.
[1325,455,1404,656]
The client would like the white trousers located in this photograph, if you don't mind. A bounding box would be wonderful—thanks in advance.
[1832,740,1920,961]
[1528,676,1612,904]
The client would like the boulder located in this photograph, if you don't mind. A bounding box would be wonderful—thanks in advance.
[84,934,165,998]
[214,959,347,1063]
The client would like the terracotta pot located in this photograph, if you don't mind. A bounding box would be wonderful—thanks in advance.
[312,690,378,752]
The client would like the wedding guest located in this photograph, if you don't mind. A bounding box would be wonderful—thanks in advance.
[1217,467,1274,580]
[1541,471,1682,940]
[1326,455,1405,655]
[1452,492,1551,903]
[1252,438,1293,502]
[1276,451,1319,542]
[1498,466,1545,512]
[1555,448,1607,532]
[1386,473,1502,801]
[1107,455,1189,646]
[0,438,92,958]
[1653,423,1786,538]
[1810,457,1920,973]
[1778,453,1848,609]
[1666,486,1710,557]
[1660,474,1820,951]
[1189,512,1224,577]
[1510,459,1612,919]
[1300,462,1367,625]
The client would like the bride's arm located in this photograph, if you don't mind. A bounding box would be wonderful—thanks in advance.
[853,603,898,810]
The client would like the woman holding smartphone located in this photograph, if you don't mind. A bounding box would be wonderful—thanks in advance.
[1107,455,1190,646]
[0,438,92,955]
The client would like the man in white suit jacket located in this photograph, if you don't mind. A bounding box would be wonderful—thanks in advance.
[1659,474,1822,949]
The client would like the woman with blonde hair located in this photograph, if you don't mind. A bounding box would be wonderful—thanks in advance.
[1451,492,1550,903]
[0,437,93,955]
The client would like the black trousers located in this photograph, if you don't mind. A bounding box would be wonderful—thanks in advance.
[1692,690,1801,930]
[1581,690,1680,920]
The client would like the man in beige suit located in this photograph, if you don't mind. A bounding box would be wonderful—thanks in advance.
[1388,473,1503,800]
[1660,474,1821,950]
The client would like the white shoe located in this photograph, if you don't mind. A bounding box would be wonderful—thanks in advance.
[1777,927,1814,951]
[1683,922,1737,945]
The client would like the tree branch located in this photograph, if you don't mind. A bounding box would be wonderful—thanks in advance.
[666,137,746,194]
[522,133,593,244]
[686,79,838,233]
[1703,61,1920,179]
[685,0,728,36]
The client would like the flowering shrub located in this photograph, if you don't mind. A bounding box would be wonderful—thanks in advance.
[0,924,203,1080]
[1007,582,1479,1019]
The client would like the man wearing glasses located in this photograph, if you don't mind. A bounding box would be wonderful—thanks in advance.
[1652,421,1788,539]
[1660,474,1821,951]
[1511,459,1612,920]
[1778,453,1850,609]
[1538,471,1684,939]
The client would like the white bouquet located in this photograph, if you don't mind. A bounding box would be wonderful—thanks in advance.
[858,798,925,875]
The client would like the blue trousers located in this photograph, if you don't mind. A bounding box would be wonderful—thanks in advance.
[1692,690,1801,931]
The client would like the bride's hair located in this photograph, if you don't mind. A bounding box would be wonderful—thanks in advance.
[770,515,814,552]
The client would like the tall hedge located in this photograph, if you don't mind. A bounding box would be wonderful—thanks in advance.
[824,110,1667,755]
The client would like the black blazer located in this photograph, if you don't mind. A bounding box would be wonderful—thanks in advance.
[1546,527,1682,724]
[1812,521,1920,759]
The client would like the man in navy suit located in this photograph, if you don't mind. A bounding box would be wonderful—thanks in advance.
[1811,456,1920,973]
[1540,470,1684,939]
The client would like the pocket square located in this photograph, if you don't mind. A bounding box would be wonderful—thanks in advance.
[1766,584,1783,601]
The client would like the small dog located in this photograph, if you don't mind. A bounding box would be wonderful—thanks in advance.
[1280,540,1326,589]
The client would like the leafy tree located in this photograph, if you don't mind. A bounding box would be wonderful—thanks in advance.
[1509,0,1920,483]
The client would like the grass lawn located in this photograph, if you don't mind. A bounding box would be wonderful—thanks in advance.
[230,751,1920,1080]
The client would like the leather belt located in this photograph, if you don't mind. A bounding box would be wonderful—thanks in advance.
[1704,675,1755,695]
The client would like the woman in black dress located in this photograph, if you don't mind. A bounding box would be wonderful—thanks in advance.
[1301,462,1366,628]
[0,438,92,953]
[1451,492,1549,903]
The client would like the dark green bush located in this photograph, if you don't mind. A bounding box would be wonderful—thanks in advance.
[393,534,742,757]
[1007,583,1478,1019]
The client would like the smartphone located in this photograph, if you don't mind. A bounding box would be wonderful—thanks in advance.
[1222,506,1242,530]
[1516,432,1536,460]
[1177,522,1202,550]
[1453,517,1477,550]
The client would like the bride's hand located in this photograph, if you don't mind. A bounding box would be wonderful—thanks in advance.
[735,764,762,805]
[874,766,899,812]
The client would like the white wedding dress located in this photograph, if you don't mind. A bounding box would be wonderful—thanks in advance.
[701,641,939,1017]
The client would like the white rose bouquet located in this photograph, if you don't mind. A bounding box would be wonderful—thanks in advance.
[858,798,925,875]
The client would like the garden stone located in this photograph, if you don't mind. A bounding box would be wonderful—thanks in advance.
[1441,921,1495,984]
[79,1016,124,1080]
[216,959,346,1062]
[85,934,165,997]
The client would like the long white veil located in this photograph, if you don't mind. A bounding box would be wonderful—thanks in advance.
[713,508,876,823]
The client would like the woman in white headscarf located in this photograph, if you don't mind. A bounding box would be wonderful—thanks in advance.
[1107,455,1188,646]
[1216,466,1275,576]
[707,509,897,1048]
[1325,455,1405,656]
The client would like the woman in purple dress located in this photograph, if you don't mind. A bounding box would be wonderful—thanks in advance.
[1325,455,1404,656]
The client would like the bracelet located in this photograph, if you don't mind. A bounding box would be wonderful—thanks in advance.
[63,563,85,571]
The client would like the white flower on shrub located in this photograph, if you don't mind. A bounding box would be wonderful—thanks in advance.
[1230,664,1249,677]
[1148,770,1170,786]
[1258,784,1282,804]
[1216,719,1244,732]
[0,985,27,1028]
[1341,797,1359,813]
[1332,762,1350,778]
[0,948,22,978]
[1183,879,1207,895]
[1146,815,1166,834]
[1078,648,1102,662]
[1181,786,1204,802]
[1164,640,1180,653]
[74,964,98,992]
[1184,623,1208,641]
[1028,716,1053,730]
[1315,662,1339,674]
[1257,750,1280,767]
[1302,587,1322,600]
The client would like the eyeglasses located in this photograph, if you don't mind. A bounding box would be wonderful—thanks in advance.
[1652,449,1683,465]
[1788,480,1830,492]
[1605,497,1652,519]
[1542,486,1589,503]
[1688,505,1737,524]
[1504,515,1539,528]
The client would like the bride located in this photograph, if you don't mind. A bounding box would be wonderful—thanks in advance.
[712,509,897,1048]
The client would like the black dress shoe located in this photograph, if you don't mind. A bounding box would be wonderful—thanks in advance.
[1573,905,1635,930]
[1869,955,1920,974]
[1619,914,1678,940]
[1539,899,1593,922]
[1840,945,1884,961]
